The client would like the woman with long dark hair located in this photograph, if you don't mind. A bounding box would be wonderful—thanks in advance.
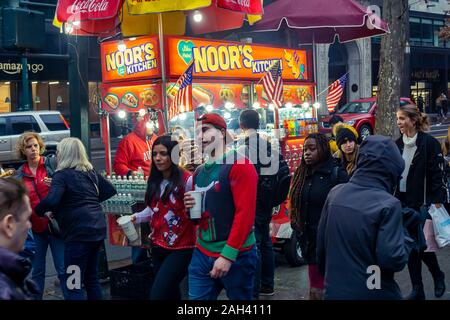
[131,135,195,300]
[290,133,348,300]
[396,104,447,300]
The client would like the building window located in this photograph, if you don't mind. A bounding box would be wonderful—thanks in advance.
[410,17,422,46]
[422,19,434,46]
[0,83,11,113]
[410,17,447,47]
[434,20,445,47]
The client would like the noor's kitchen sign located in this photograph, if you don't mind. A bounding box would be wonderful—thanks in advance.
[168,37,310,81]
[101,36,160,83]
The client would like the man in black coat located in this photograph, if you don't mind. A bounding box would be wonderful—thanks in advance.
[238,110,290,298]
[317,136,411,300]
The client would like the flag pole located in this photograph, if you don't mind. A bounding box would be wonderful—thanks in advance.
[158,13,169,133]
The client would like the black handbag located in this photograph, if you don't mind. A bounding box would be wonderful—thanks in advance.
[46,213,63,238]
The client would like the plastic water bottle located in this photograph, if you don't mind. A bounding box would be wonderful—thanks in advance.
[139,176,146,200]
[119,193,125,214]
[137,167,144,179]
[123,176,130,194]
[127,194,134,214]
[122,176,128,194]
[130,176,137,198]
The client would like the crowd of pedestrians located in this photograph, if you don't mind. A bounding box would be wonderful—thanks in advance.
[0,103,449,301]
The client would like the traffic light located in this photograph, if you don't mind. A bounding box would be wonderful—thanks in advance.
[0,7,45,50]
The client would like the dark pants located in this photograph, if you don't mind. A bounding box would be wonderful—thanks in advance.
[150,246,193,300]
[408,250,443,287]
[132,247,150,264]
[253,219,275,298]
[64,241,103,300]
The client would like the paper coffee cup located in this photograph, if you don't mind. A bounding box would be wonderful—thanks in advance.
[189,191,202,220]
[117,216,139,243]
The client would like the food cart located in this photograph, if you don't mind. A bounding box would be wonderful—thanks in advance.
[99,35,318,250]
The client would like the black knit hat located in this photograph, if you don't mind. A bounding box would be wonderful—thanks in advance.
[336,127,357,148]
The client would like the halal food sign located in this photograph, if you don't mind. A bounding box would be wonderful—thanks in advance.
[101,36,160,83]
[168,37,309,81]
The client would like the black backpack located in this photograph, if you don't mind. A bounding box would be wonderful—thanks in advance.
[271,154,291,207]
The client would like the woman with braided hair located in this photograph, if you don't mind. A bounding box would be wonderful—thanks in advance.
[290,133,348,300]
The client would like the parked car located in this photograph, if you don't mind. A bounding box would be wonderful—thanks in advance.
[320,97,415,140]
[0,111,70,164]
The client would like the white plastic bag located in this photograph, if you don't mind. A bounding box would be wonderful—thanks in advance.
[428,204,450,248]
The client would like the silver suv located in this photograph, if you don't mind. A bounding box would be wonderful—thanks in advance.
[0,111,70,163]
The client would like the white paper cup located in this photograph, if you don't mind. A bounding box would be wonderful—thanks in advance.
[117,216,139,242]
[189,191,202,220]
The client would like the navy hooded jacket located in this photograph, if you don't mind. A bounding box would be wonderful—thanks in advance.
[317,136,410,300]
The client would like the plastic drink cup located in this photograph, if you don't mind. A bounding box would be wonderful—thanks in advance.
[117,216,139,242]
[189,191,202,220]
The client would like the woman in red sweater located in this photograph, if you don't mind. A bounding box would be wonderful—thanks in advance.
[131,135,195,300]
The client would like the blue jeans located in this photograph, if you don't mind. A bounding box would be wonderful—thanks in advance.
[64,241,103,300]
[188,246,257,300]
[20,230,36,263]
[253,220,275,297]
[31,231,68,300]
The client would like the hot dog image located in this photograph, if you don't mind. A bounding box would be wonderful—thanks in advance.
[121,92,138,108]
[104,94,119,109]
[192,86,213,105]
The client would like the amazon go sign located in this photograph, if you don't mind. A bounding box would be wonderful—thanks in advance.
[0,62,44,75]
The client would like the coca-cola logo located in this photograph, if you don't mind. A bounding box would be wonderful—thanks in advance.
[69,0,109,14]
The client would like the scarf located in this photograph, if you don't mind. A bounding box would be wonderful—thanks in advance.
[400,133,418,192]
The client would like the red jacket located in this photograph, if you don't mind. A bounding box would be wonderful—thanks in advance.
[18,157,50,233]
[113,117,157,177]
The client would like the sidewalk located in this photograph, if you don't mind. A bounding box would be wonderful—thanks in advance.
[43,258,131,300]
[427,113,450,126]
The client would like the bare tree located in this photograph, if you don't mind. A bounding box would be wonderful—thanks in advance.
[375,0,408,138]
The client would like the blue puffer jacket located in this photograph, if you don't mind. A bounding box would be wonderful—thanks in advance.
[0,247,39,300]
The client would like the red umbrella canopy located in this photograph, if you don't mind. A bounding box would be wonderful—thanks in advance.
[253,0,389,44]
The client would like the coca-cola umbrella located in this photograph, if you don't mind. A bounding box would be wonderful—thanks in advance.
[55,0,264,37]
[251,0,389,106]
[54,0,264,129]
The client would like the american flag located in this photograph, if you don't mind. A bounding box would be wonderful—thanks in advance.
[261,60,283,108]
[326,74,348,113]
[168,63,194,120]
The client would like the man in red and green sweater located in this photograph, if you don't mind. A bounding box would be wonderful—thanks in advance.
[184,113,258,300]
